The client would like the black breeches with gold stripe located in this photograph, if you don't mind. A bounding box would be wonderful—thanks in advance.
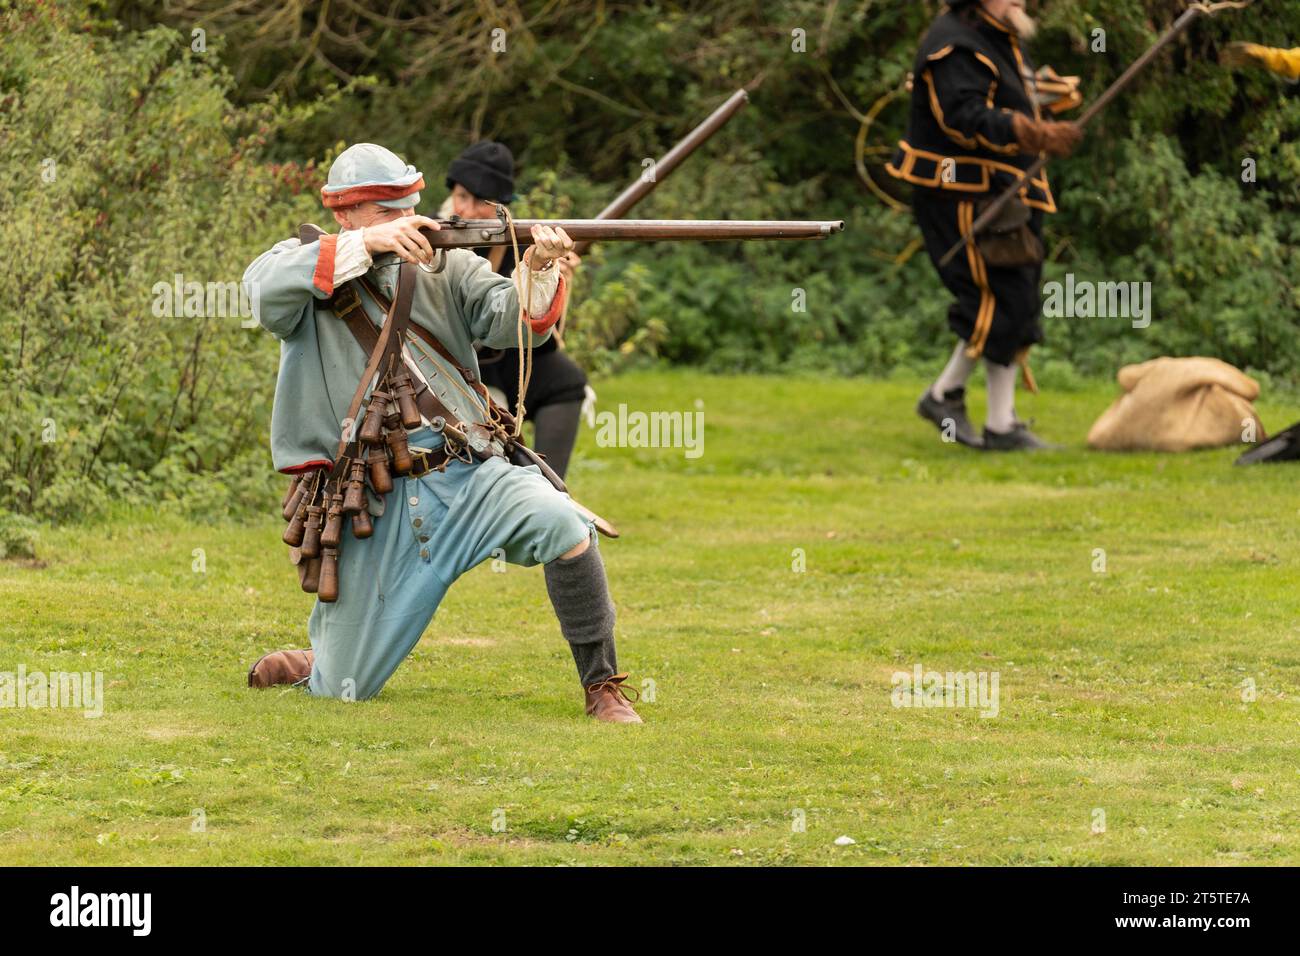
[913,190,1044,368]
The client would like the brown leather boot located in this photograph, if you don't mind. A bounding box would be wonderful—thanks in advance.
[247,649,314,689]
[584,673,643,723]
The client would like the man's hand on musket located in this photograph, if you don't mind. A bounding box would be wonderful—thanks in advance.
[361,215,441,266]
[523,225,575,272]
[556,251,582,282]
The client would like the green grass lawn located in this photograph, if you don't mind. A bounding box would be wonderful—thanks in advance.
[3,369,1299,865]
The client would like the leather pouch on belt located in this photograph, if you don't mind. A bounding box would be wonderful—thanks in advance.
[975,196,1044,269]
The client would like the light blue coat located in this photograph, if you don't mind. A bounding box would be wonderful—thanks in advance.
[243,239,548,480]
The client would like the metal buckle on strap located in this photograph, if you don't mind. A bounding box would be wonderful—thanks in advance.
[406,447,443,477]
[331,285,364,320]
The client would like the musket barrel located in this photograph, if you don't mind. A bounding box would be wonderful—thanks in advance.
[422,219,845,247]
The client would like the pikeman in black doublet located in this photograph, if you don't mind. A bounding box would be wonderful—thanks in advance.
[888,0,1083,451]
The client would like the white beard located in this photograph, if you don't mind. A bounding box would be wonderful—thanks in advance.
[1006,6,1038,40]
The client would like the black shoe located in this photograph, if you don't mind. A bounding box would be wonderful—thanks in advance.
[982,421,1058,451]
[917,387,983,448]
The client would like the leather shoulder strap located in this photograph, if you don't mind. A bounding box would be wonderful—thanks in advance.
[353,275,476,377]
[331,261,416,471]
[293,223,515,441]
[351,273,513,428]
[297,223,472,373]
[337,278,467,429]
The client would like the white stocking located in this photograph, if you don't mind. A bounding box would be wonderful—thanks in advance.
[930,342,977,400]
[984,359,1018,433]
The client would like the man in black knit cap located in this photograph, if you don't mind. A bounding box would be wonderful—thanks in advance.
[888,0,1083,450]
[445,141,590,479]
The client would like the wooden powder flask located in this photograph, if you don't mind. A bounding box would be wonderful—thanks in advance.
[358,390,391,445]
[301,505,324,558]
[321,489,346,550]
[342,459,368,513]
[367,447,393,494]
[351,508,373,540]
[281,476,304,520]
[281,476,298,511]
[385,413,413,475]
[300,555,322,593]
[318,547,340,602]
[429,415,469,449]
[391,369,421,430]
[282,498,308,547]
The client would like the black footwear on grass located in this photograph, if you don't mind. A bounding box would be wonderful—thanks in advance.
[981,421,1058,452]
[917,387,982,448]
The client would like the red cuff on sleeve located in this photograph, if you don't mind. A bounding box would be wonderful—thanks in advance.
[312,233,338,296]
[528,273,568,334]
[281,459,332,475]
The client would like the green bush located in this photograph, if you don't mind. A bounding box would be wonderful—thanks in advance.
[0,510,38,560]
[1051,130,1297,376]
[0,2,318,519]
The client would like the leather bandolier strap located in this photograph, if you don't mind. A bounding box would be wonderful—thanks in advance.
[331,259,418,475]
[300,223,507,448]
[278,242,422,604]
[330,278,467,441]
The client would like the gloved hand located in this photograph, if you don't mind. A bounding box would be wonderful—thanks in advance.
[1011,112,1083,158]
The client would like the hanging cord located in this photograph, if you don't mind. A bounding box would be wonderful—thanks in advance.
[554,286,571,348]
[492,202,535,438]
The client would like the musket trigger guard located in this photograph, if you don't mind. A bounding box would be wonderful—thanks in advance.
[418,250,446,274]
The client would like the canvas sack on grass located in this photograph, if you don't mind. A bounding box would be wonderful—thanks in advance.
[1088,357,1263,452]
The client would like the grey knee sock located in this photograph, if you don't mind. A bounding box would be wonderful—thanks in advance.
[531,400,582,480]
[543,534,618,686]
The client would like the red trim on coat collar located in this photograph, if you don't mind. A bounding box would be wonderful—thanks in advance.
[311,233,338,296]
[320,177,426,208]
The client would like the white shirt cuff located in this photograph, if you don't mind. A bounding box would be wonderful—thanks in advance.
[333,229,373,285]
[515,258,560,317]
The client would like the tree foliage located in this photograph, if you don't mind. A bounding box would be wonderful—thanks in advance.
[2,0,1297,517]
[109,0,1297,376]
